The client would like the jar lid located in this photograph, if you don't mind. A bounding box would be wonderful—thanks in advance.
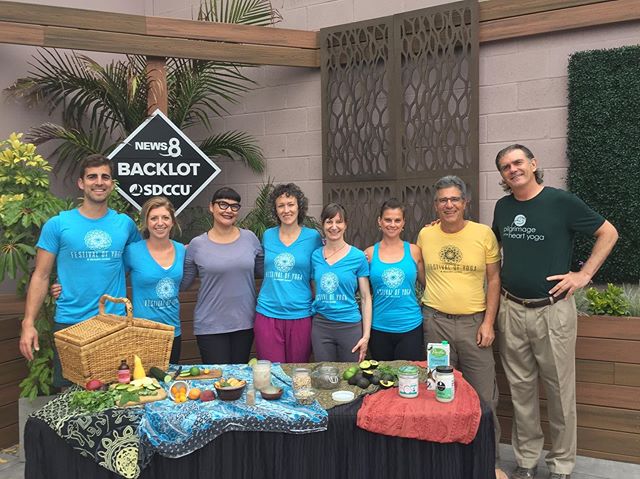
[331,390,355,402]
[435,365,453,373]
[398,365,419,375]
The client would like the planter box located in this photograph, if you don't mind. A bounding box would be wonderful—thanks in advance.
[496,315,640,465]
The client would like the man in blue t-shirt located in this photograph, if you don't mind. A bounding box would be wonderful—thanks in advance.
[19,155,139,386]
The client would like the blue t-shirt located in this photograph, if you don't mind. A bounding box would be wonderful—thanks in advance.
[124,240,186,337]
[369,242,422,333]
[37,208,140,324]
[257,227,322,319]
[311,246,369,323]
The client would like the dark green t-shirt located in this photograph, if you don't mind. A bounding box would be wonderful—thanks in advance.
[492,187,604,298]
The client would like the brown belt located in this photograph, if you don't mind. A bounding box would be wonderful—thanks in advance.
[501,288,566,308]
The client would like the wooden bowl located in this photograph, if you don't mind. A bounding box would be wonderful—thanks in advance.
[215,383,246,401]
[260,387,283,400]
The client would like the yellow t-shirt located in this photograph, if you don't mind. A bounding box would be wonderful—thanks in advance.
[416,221,501,315]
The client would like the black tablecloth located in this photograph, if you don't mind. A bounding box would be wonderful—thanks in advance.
[25,396,495,479]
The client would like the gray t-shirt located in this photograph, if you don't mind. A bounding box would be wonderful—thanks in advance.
[182,229,263,335]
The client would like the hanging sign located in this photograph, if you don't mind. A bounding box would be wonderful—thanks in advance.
[109,109,221,215]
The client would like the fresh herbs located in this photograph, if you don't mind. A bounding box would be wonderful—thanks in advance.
[69,390,117,413]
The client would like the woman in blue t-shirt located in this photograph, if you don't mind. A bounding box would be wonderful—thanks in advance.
[311,203,372,362]
[124,196,185,364]
[255,183,322,362]
[364,198,425,360]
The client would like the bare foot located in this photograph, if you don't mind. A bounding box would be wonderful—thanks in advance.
[495,468,508,479]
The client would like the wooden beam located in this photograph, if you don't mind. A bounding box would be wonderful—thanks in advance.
[42,25,320,67]
[480,0,640,43]
[0,1,318,50]
[479,0,611,22]
[145,17,318,49]
[146,56,167,115]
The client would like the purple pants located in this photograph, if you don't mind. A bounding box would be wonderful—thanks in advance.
[254,312,312,363]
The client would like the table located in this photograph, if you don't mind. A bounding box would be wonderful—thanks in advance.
[25,395,495,479]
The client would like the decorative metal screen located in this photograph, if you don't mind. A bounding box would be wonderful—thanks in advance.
[320,1,478,247]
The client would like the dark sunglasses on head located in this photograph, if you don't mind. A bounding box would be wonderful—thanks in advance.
[214,200,241,212]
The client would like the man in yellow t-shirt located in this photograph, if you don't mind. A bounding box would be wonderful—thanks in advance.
[417,175,502,454]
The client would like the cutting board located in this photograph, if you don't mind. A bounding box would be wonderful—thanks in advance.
[121,388,167,407]
[173,368,223,381]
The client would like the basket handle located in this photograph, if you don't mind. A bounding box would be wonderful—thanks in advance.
[99,294,134,324]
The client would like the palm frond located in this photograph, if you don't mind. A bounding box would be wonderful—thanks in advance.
[199,0,282,26]
[198,130,265,173]
[167,58,254,130]
[5,49,147,135]
[238,179,276,240]
[26,123,115,178]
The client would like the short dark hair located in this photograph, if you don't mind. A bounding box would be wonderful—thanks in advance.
[320,203,347,224]
[79,154,112,178]
[270,183,309,225]
[495,144,544,192]
[211,187,241,203]
[379,198,405,218]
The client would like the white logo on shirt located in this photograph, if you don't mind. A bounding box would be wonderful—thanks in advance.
[382,267,405,289]
[514,214,526,227]
[155,277,176,300]
[84,230,112,250]
[274,252,295,273]
[320,272,339,294]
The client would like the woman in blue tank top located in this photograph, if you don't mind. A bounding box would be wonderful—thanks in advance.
[364,198,425,360]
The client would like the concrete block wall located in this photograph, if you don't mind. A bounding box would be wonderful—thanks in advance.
[153,0,640,225]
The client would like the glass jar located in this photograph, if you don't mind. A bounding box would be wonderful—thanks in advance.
[435,365,455,403]
[252,360,272,391]
[310,364,340,390]
[292,367,312,392]
[398,365,419,398]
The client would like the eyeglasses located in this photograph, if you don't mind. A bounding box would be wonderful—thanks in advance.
[436,196,463,205]
[214,200,241,212]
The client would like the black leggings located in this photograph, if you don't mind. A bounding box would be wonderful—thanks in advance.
[170,335,182,364]
[368,323,425,361]
[196,328,254,364]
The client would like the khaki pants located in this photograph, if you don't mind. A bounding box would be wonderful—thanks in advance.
[497,295,577,475]
[422,306,500,453]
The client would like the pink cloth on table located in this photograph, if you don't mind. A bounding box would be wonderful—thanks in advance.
[356,369,481,444]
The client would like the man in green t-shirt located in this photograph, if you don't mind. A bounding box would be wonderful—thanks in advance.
[491,145,618,479]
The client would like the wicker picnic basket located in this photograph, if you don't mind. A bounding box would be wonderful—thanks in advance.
[54,294,174,386]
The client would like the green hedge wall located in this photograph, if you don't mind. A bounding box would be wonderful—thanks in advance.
[567,45,640,283]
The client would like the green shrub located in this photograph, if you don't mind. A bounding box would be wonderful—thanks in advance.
[585,283,630,316]
[567,45,640,283]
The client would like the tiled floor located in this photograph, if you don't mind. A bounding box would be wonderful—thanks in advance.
[2,443,639,478]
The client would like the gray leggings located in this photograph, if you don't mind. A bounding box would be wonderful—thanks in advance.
[311,314,361,362]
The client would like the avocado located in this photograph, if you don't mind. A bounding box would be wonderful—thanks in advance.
[381,373,395,382]
[353,371,364,381]
[359,360,371,370]
[348,375,359,386]
[369,360,379,369]
[362,369,374,379]
[357,377,371,389]
[370,375,381,386]
[379,380,394,389]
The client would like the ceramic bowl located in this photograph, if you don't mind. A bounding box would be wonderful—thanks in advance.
[168,380,190,401]
[260,387,283,400]
[215,383,246,401]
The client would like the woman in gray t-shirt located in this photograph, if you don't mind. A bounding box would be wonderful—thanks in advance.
[181,187,263,364]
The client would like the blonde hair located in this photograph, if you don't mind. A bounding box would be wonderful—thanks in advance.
[140,196,181,239]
